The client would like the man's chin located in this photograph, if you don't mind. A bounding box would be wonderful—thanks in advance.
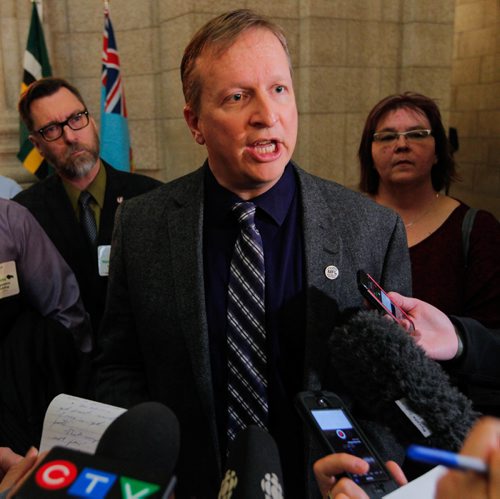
[60,156,97,180]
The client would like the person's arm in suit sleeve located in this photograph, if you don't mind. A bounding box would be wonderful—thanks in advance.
[94,203,149,408]
[387,292,500,398]
[447,316,500,387]
[4,201,91,351]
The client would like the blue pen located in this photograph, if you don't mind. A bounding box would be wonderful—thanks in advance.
[407,445,488,474]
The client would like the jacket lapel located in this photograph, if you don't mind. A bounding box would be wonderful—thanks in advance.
[44,176,91,264]
[296,166,344,390]
[99,163,123,244]
[166,168,221,466]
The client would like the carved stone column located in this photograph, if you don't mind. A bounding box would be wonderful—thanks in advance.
[0,0,37,185]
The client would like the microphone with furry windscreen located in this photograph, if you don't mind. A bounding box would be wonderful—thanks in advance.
[329,310,479,451]
[218,426,284,499]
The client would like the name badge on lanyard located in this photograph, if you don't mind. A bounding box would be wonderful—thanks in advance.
[0,260,20,299]
[97,245,111,276]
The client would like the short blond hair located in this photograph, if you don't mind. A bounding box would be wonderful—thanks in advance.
[180,9,291,115]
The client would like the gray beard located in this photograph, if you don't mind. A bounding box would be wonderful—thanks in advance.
[43,128,101,180]
[61,152,98,179]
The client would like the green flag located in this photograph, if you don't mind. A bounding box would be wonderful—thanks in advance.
[17,2,52,178]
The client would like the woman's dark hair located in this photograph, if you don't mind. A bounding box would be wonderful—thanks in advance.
[358,92,459,194]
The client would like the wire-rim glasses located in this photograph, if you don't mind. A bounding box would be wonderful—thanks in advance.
[373,129,432,144]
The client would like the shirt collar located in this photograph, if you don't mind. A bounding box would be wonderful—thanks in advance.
[62,160,107,212]
[204,162,296,227]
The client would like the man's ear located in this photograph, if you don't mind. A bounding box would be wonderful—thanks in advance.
[183,105,205,145]
[28,134,45,157]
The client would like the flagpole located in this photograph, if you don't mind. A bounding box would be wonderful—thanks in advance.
[32,0,43,23]
[19,0,52,177]
[100,0,133,172]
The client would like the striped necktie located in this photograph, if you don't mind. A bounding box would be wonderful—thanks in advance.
[79,190,98,247]
[227,201,268,444]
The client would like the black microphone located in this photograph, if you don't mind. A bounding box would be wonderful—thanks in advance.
[329,310,479,451]
[218,426,284,499]
[14,402,180,498]
[96,401,180,487]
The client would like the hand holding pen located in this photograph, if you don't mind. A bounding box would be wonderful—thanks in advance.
[416,417,500,499]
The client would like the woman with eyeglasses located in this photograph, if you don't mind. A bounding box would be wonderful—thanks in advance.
[357,92,500,414]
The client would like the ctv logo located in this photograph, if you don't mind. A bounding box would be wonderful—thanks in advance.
[35,460,161,498]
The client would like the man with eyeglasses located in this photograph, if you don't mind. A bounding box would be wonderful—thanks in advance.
[14,77,162,334]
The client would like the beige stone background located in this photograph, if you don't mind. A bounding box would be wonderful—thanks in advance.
[0,0,498,217]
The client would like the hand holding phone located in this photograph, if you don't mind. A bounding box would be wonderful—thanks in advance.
[295,391,398,498]
[357,270,415,331]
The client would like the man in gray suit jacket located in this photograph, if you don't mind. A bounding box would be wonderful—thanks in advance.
[96,9,411,498]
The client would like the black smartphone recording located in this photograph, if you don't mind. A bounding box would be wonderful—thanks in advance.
[295,391,399,498]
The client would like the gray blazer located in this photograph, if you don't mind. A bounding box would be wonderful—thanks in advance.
[96,162,411,497]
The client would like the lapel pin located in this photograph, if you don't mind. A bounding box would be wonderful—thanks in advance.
[325,265,339,280]
[116,196,124,204]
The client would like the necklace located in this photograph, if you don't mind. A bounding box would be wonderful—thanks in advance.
[405,193,440,228]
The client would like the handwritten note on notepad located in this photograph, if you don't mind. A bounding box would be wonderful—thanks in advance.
[39,393,126,453]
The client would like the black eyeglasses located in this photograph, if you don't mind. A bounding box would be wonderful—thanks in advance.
[36,110,90,142]
[373,129,432,144]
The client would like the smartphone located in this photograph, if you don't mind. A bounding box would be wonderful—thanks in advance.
[357,270,414,331]
[295,391,398,497]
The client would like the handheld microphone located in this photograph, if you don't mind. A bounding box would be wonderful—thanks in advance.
[218,426,284,499]
[329,310,478,451]
[95,401,180,485]
[14,402,180,498]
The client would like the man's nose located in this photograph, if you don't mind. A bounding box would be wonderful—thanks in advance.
[249,94,278,128]
[61,123,79,142]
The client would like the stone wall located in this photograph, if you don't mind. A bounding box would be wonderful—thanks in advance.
[0,0,497,217]
[450,0,500,217]
[0,0,36,184]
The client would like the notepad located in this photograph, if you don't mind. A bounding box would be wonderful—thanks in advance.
[383,465,447,498]
[39,393,126,453]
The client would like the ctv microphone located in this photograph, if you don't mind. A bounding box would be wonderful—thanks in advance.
[96,401,180,486]
[14,402,180,498]
[329,310,478,451]
[218,426,284,499]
